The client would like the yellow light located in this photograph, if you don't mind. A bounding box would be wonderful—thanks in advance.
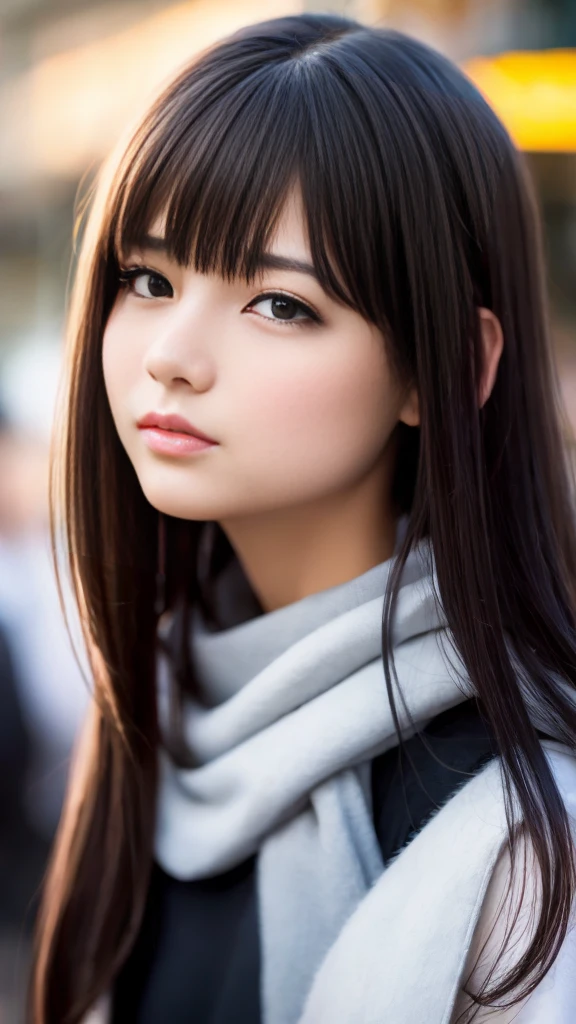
[463,50,576,152]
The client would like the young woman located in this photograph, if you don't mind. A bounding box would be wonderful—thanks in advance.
[28,12,576,1024]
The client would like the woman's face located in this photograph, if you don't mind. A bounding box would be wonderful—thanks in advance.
[102,189,416,522]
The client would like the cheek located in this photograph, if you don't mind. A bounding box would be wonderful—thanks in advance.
[102,317,119,397]
[234,341,397,487]
[101,311,138,422]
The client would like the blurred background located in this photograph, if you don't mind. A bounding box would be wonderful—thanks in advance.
[0,0,574,1019]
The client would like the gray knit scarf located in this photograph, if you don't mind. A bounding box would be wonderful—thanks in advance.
[152,522,576,1024]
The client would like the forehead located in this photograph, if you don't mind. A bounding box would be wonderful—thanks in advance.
[267,190,311,258]
[146,186,311,260]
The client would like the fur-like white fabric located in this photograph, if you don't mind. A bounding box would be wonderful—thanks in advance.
[298,740,576,1024]
[151,529,576,1024]
[81,526,576,1024]
[82,743,576,1024]
[154,534,474,1023]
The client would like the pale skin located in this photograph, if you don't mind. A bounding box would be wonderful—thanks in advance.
[102,187,503,612]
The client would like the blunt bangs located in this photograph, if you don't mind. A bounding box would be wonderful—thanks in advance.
[106,28,413,330]
[105,18,511,375]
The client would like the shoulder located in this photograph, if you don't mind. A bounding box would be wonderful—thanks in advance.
[451,743,576,1023]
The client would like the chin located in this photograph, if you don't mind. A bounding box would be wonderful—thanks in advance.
[145,498,216,521]
[137,482,226,522]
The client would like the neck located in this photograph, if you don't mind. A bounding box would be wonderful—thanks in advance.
[218,461,399,613]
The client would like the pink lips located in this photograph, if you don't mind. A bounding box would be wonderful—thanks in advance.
[137,412,218,455]
[137,411,217,442]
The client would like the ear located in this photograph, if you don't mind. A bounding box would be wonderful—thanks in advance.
[478,307,504,408]
[397,307,503,428]
[398,383,420,428]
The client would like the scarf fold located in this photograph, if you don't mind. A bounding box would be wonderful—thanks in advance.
[153,524,576,1024]
[297,738,576,1024]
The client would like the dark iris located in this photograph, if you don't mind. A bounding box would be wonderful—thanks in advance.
[147,273,171,298]
[271,296,300,320]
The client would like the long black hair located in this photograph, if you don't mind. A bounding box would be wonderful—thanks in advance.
[30,13,576,1023]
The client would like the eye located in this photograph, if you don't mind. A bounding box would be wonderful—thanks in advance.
[246,292,322,327]
[118,266,173,299]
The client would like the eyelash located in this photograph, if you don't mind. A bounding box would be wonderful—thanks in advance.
[116,265,324,329]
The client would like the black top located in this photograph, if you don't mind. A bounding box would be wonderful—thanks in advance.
[112,698,503,1024]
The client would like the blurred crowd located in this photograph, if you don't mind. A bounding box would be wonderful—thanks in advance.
[0,349,89,1021]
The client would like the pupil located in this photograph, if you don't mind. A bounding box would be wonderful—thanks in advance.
[272,297,297,320]
[148,274,169,297]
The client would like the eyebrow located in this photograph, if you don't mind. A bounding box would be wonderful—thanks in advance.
[135,234,320,282]
[254,252,319,281]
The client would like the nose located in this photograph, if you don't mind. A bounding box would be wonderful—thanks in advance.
[143,305,216,393]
